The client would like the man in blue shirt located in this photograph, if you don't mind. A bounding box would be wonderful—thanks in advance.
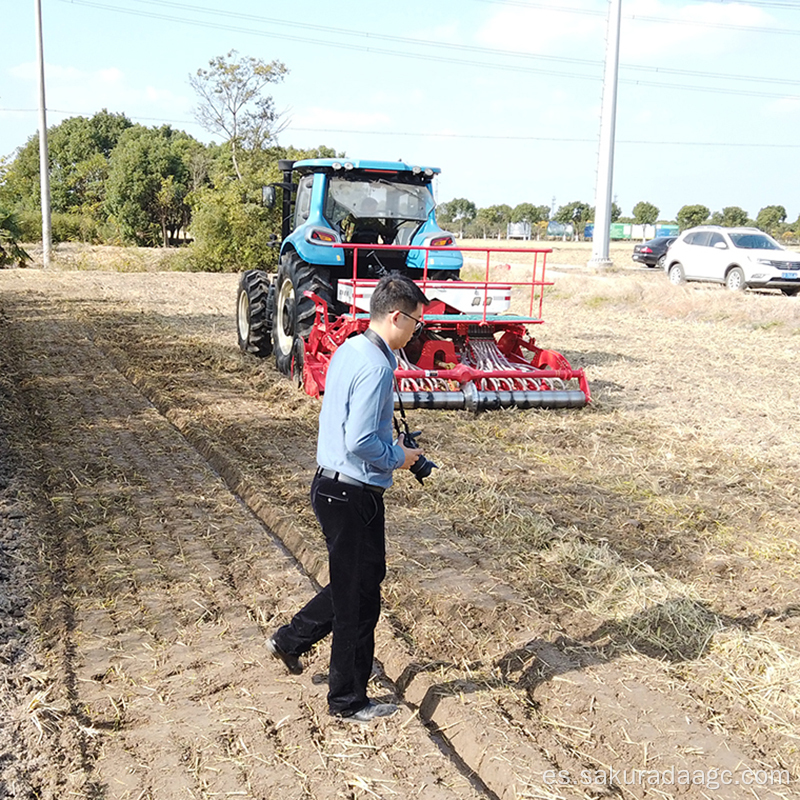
[267,273,429,723]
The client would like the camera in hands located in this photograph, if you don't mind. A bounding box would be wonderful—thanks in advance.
[401,428,438,485]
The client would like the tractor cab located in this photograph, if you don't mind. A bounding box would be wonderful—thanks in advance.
[237,157,589,410]
[277,158,462,282]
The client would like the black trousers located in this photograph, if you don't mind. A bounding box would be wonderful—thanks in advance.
[273,472,386,716]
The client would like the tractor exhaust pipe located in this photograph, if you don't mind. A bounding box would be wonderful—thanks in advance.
[278,159,295,242]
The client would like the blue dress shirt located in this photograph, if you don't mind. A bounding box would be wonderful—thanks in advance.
[316,332,405,489]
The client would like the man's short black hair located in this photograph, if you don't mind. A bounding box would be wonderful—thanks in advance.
[370,272,430,319]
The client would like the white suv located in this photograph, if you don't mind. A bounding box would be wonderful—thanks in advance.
[664,226,800,296]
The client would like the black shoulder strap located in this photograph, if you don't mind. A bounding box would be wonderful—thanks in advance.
[362,328,394,365]
[362,329,410,431]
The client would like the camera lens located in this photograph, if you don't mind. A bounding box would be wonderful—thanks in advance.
[410,454,438,485]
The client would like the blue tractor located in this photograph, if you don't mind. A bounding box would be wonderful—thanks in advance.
[237,158,589,410]
[237,158,461,376]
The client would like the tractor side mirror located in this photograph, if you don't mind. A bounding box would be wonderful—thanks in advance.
[262,185,276,208]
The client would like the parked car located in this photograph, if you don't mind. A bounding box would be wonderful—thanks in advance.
[632,236,677,269]
[664,226,800,296]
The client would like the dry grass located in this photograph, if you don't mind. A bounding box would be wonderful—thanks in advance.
[26,684,69,738]
[22,241,194,272]
[458,238,637,270]
[703,631,800,734]
[5,255,800,786]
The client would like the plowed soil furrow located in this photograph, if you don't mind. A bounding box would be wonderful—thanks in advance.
[0,289,487,799]
[1,269,797,800]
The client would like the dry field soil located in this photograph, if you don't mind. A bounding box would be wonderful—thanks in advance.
[0,245,798,799]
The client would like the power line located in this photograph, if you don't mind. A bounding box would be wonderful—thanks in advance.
[6,107,800,147]
[719,0,800,8]
[55,0,800,98]
[475,0,800,32]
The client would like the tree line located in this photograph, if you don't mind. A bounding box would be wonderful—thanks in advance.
[0,51,332,271]
[1,51,799,269]
[437,198,800,242]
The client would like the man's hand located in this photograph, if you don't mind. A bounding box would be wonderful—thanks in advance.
[397,439,423,470]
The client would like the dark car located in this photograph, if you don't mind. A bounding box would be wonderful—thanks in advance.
[632,236,677,269]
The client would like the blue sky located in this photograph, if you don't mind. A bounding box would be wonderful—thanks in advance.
[2,0,799,222]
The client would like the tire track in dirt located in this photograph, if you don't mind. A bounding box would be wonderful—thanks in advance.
[59,281,794,800]
[2,273,794,800]
[0,292,488,799]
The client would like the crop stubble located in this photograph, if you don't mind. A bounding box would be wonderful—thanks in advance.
[0,263,798,799]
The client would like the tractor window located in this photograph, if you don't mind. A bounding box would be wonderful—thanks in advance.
[294,175,313,228]
[324,177,434,229]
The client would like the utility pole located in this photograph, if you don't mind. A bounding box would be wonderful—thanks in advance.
[589,0,622,270]
[35,0,52,269]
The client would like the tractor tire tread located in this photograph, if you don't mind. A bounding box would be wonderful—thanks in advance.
[237,269,274,358]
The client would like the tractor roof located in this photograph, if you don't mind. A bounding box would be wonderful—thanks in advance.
[292,158,441,176]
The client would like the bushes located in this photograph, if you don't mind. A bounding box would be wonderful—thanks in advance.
[13,211,106,244]
[0,208,30,267]
[188,176,280,273]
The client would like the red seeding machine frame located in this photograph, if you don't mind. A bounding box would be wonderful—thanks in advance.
[301,243,590,412]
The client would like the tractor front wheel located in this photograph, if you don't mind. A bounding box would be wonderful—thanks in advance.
[236,269,274,357]
[272,253,334,376]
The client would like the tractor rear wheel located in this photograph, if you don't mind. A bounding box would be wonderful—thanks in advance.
[273,253,334,376]
[236,270,274,357]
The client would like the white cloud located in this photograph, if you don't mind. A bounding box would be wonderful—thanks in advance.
[475,2,603,56]
[766,96,800,117]
[9,61,191,122]
[289,107,392,131]
[621,0,777,61]
[473,1,778,70]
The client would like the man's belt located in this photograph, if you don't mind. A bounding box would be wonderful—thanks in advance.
[316,468,386,496]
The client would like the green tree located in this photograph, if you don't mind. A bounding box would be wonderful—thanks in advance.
[190,50,288,181]
[709,206,749,227]
[511,202,549,224]
[0,110,133,241]
[0,207,30,267]
[632,200,659,226]
[472,204,512,239]
[1,110,131,213]
[492,204,513,237]
[188,144,337,271]
[554,200,592,238]
[437,198,476,237]
[510,203,549,239]
[474,206,500,239]
[106,125,201,246]
[755,205,787,236]
[676,204,710,230]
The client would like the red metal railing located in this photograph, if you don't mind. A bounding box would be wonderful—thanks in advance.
[332,242,554,325]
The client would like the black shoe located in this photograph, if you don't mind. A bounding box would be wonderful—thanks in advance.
[341,700,399,723]
[266,636,303,675]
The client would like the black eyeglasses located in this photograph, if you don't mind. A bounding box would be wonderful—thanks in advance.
[397,309,423,334]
